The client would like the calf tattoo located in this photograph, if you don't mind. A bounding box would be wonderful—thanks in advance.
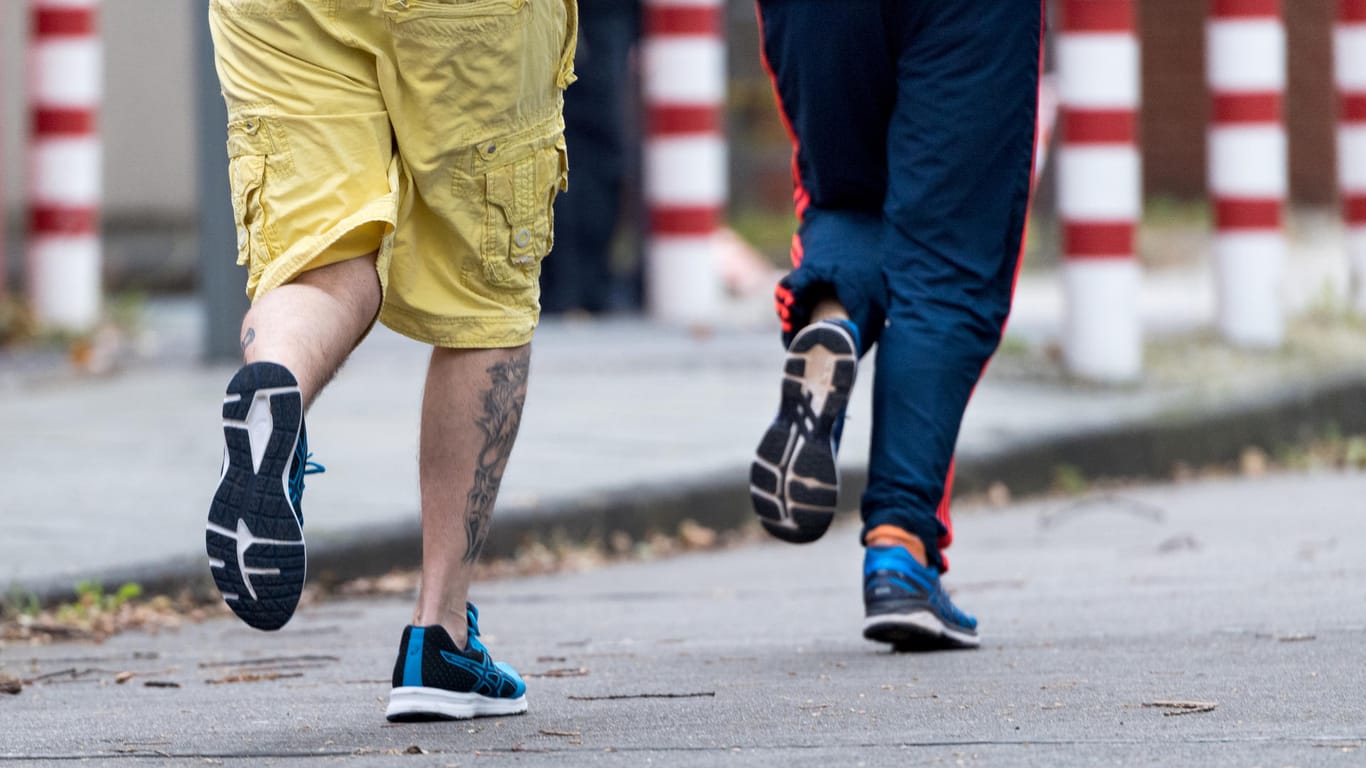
[463,348,530,564]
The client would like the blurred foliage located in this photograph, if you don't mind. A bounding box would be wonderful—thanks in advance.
[0,297,39,347]
[1052,464,1089,495]
[728,207,797,269]
[1143,196,1212,227]
[61,581,144,623]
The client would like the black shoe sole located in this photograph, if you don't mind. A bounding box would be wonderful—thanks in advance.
[205,362,306,631]
[863,612,980,652]
[749,322,857,544]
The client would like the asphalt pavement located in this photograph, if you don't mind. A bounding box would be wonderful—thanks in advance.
[3,471,1365,766]
[6,237,1366,764]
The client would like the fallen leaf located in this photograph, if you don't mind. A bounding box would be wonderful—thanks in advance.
[0,675,22,695]
[1240,447,1268,477]
[677,519,717,549]
[404,745,427,755]
[143,681,180,688]
[987,482,1011,508]
[115,672,135,684]
[539,729,582,738]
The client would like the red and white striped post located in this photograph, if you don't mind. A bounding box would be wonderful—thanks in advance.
[1207,0,1286,348]
[1337,0,1366,312]
[27,0,102,332]
[642,0,725,324]
[1057,0,1143,382]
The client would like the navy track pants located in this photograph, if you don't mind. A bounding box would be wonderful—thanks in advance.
[757,0,1043,569]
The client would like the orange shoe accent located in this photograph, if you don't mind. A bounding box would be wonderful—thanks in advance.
[864,525,928,567]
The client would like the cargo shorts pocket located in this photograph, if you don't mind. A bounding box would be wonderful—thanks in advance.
[478,137,568,291]
[383,0,526,22]
[210,0,301,18]
[225,114,287,285]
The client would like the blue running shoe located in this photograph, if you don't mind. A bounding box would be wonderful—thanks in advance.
[387,603,528,721]
[862,545,979,650]
[750,319,860,544]
[206,362,322,631]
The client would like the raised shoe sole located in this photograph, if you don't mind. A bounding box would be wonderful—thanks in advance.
[749,322,858,544]
[205,362,306,631]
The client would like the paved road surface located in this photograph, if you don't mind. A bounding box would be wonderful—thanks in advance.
[4,472,1365,766]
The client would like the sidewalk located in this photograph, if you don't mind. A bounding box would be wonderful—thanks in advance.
[5,234,1366,603]
[4,471,1364,765]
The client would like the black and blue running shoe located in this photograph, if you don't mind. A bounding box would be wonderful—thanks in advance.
[387,603,528,721]
[862,544,979,650]
[750,319,860,544]
[206,361,322,631]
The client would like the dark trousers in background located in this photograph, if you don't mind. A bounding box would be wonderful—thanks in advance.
[541,0,641,315]
[758,0,1043,569]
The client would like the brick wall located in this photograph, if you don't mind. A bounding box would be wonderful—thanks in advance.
[1139,0,1337,205]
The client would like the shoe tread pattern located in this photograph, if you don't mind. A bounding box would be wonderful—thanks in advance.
[750,323,857,544]
[206,363,306,631]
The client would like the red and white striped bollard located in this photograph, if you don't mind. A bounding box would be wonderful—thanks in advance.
[642,0,726,324]
[1337,0,1366,312]
[1208,0,1286,348]
[1057,0,1143,382]
[27,0,102,332]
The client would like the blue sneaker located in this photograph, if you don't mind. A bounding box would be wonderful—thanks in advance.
[862,545,979,650]
[387,603,528,721]
[750,319,860,544]
[205,361,322,632]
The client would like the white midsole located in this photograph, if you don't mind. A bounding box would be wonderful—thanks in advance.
[387,687,528,720]
[863,610,981,647]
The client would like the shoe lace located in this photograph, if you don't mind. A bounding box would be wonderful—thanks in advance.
[465,602,488,654]
[287,436,325,523]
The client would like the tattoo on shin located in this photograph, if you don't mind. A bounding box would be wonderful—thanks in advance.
[240,327,256,353]
[462,348,530,564]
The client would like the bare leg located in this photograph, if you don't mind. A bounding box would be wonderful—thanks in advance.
[413,344,531,648]
[811,298,849,323]
[239,253,382,405]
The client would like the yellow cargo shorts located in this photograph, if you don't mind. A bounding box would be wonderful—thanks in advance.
[209,0,577,348]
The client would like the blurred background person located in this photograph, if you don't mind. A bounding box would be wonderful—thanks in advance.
[540,0,643,317]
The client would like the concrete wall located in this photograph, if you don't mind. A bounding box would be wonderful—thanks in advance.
[1,0,197,226]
